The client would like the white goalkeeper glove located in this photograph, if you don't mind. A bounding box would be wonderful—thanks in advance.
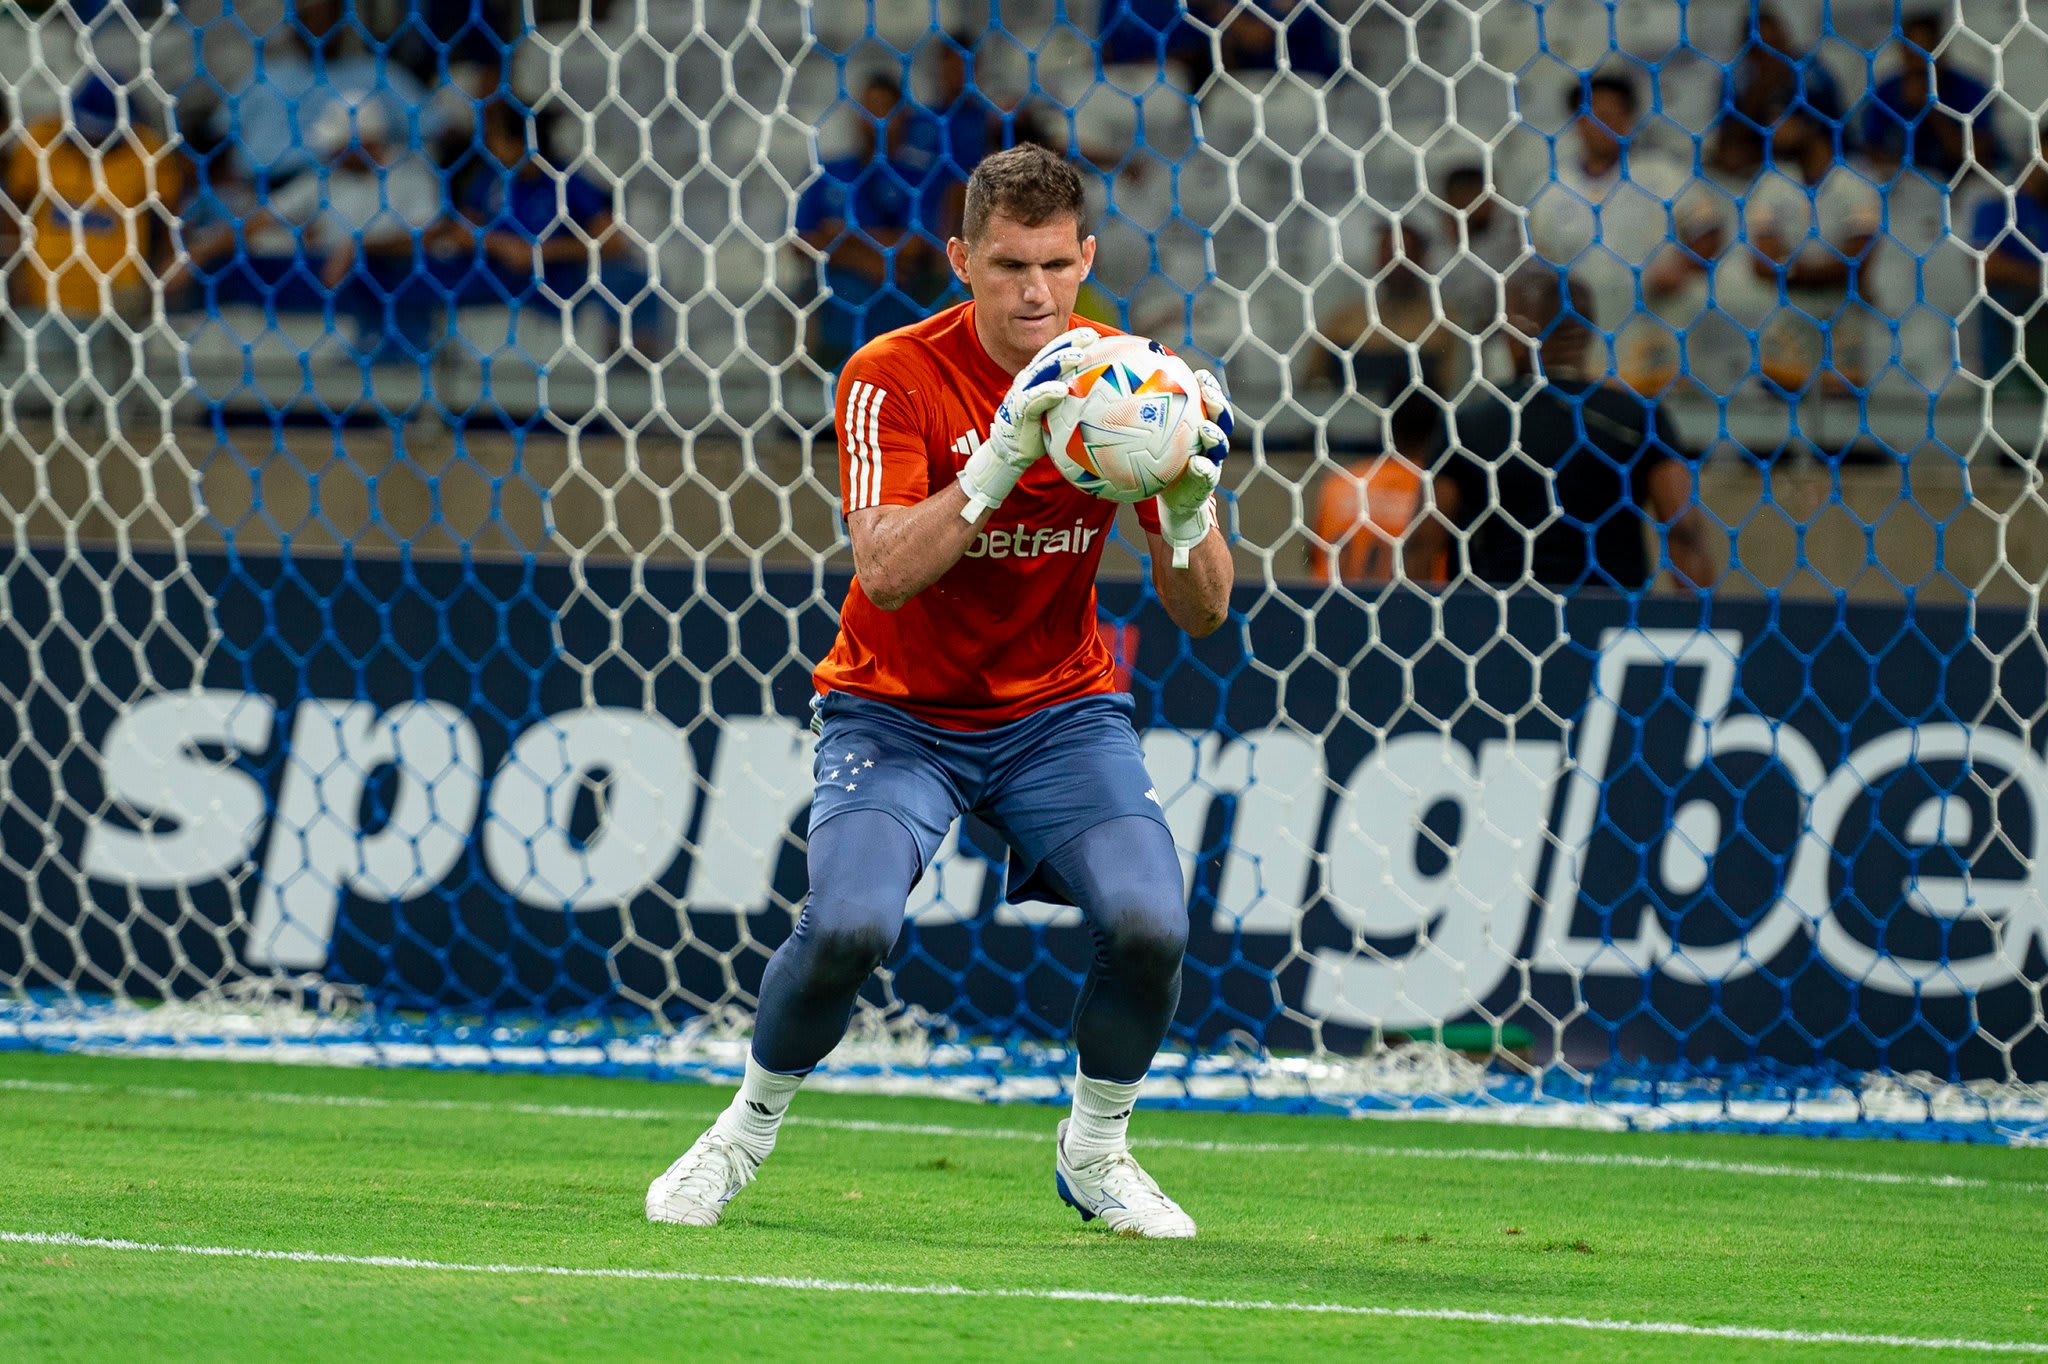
[958,326,1099,521]
[1157,369,1233,568]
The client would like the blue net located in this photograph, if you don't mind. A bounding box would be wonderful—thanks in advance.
[0,0,2044,1143]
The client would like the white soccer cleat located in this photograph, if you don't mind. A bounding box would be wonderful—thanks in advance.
[646,1127,759,1227]
[1053,1118,1198,1239]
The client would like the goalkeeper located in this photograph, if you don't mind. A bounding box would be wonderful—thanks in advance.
[649,144,1233,1238]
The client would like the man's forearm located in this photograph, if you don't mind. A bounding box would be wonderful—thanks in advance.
[1643,243,1695,296]
[1667,511,1720,590]
[1785,257,1850,290]
[847,482,984,611]
[1405,515,1453,583]
[539,235,588,264]
[1983,253,2044,290]
[1148,525,1232,637]
[1787,235,1872,292]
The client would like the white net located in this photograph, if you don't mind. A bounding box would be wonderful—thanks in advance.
[1,0,2046,1140]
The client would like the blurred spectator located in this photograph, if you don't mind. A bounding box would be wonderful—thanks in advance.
[905,33,1003,252]
[1219,0,1342,81]
[183,102,445,366]
[1306,392,1446,586]
[213,0,438,189]
[1314,169,1522,402]
[794,75,959,368]
[1097,0,1217,83]
[1744,105,1880,393]
[1410,266,1718,593]
[1529,74,1724,395]
[1970,121,2048,391]
[1309,218,1452,405]
[918,33,1002,180]
[1429,164,1524,356]
[1007,99,1067,156]
[1861,11,2001,182]
[4,74,184,423]
[1630,190,1730,398]
[1072,141,1173,327]
[170,89,252,252]
[448,101,660,357]
[0,95,13,346]
[1709,7,1847,178]
[389,0,515,86]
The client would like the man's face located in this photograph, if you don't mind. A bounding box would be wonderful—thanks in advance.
[300,0,342,42]
[1446,176,1491,230]
[860,84,894,122]
[947,212,1096,369]
[485,119,525,166]
[937,48,967,104]
[1581,88,1632,163]
[1378,223,1426,272]
[1771,112,1813,162]
[856,84,896,155]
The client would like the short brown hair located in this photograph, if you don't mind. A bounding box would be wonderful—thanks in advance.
[961,144,1088,243]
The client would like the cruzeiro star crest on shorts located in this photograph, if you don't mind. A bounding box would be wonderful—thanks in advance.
[822,750,876,792]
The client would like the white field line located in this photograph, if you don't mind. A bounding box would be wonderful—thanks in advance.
[2,1229,2043,1355]
[4,1076,2045,1196]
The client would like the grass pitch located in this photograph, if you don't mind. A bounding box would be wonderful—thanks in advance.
[2,1051,2046,1361]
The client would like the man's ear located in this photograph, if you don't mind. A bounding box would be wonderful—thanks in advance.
[1080,233,1097,279]
[947,236,972,286]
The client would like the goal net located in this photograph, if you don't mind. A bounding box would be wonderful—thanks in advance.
[2,0,2046,1142]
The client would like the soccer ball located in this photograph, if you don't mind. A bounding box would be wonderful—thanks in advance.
[1042,335,1202,502]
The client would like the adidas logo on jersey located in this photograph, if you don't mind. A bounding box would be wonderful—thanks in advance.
[963,518,1104,561]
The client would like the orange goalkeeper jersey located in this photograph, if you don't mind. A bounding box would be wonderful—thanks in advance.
[814,301,1165,731]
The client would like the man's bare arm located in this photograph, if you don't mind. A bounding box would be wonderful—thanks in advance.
[1783,233,1874,291]
[846,484,985,611]
[799,221,889,283]
[1982,250,2044,290]
[1145,522,1232,637]
[1646,457,1720,590]
[1407,476,1461,582]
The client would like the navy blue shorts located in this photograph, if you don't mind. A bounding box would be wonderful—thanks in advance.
[807,690,1170,905]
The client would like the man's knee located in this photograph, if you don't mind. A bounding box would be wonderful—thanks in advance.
[1099,893,1189,977]
[800,808,920,977]
[803,896,902,976]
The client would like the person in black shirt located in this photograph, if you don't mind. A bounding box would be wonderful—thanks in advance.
[1409,265,1719,592]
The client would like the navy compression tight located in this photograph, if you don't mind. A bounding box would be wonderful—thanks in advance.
[751,810,1187,1084]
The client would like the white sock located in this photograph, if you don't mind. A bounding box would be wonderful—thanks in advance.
[712,1057,805,1163]
[1064,1070,1143,1166]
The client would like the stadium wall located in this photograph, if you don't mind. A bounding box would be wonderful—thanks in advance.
[3,422,2044,610]
[7,543,2042,1087]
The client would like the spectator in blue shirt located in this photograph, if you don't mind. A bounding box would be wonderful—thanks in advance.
[793,75,958,367]
[453,100,662,357]
[1709,7,1846,177]
[1097,0,1219,83]
[1970,122,2048,388]
[920,35,1001,180]
[1220,0,1343,81]
[1862,11,2001,182]
[212,0,439,189]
